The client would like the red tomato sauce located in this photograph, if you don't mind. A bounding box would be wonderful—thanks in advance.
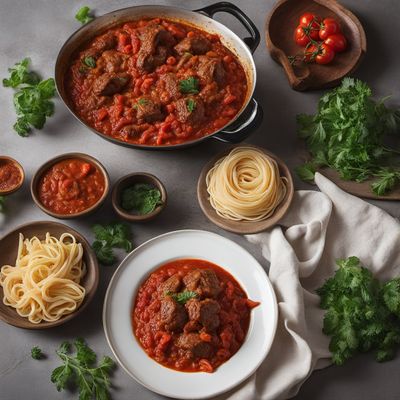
[66,18,248,146]
[38,158,105,215]
[132,259,259,373]
[0,160,22,191]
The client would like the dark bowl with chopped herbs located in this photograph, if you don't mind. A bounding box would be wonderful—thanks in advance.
[112,173,167,221]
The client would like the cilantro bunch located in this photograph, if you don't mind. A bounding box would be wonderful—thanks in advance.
[51,339,115,400]
[3,58,56,136]
[317,256,400,365]
[92,222,133,265]
[297,78,400,195]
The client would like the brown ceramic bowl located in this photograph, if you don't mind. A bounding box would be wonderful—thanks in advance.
[197,145,294,234]
[112,173,167,222]
[265,0,367,91]
[0,156,25,195]
[0,221,99,329]
[31,153,110,219]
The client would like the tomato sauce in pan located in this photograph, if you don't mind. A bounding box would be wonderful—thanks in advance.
[66,18,248,146]
[0,160,22,192]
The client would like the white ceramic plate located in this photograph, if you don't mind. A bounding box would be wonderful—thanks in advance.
[103,230,278,399]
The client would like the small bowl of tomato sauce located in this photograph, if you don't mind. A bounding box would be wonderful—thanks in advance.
[31,153,110,219]
[0,156,25,195]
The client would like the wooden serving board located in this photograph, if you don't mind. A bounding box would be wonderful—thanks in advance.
[265,0,367,91]
[317,168,400,201]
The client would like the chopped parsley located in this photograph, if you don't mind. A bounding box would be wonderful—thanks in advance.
[166,290,198,304]
[51,338,115,399]
[82,56,96,68]
[133,97,149,109]
[187,98,196,113]
[121,183,162,215]
[3,58,56,137]
[75,6,94,24]
[179,76,199,94]
[31,346,44,360]
[92,222,133,265]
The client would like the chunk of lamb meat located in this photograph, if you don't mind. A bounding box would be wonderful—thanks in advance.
[82,32,117,59]
[97,50,128,73]
[196,56,225,86]
[160,273,182,294]
[199,82,221,105]
[177,333,214,358]
[160,297,188,332]
[93,73,130,96]
[135,98,164,122]
[137,23,175,72]
[174,36,211,55]
[174,97,205,125]
[186,298,220,331]
[183,269,221,298]
[160,73,181,101]
[120,124,149,140]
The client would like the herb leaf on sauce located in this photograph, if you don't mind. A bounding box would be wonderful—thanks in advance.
[166,290,198,304]
[121,183,162,215]
[31,346,44,360]
[51,338,115,399]
[82,56,96,68]
[92,222,133,265]
[3,59,56,137]
[75,6,94,24]
[187,98,196,113]
[179,76,199,94]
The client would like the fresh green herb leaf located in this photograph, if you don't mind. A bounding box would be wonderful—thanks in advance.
[179,76,199,94]
[133,97,149,109]
[83,56,96,68]
[92,222,133,265]
[317,256,400,365]
[296,162,316,182]
[121,183,162,215]
[166,290,198,304]
[297,78,400,195]
[0,196,6,213]
[51,339,115,399]
[187,98,196,113]
[2,58,40,88]
[75,6,94,24]
[3,59,56,136]
[31,346,44,360]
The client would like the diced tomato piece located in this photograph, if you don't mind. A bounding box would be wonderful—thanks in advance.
[166,56,176,65]
[223,94,236,105]
[80,163,91,177]
[199,332,212,342]
[97,108,108,121]
[187,31,195,38]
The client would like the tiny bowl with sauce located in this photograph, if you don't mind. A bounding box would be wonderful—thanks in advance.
[111,173,167,222]
[0,156,25,196]
[31,153,110,219]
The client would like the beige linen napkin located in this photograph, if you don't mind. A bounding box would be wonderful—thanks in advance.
[221,172,400,400]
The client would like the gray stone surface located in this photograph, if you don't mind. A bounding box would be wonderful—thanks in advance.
[0,0,399,399]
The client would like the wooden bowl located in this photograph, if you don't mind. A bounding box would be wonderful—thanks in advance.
[197,145,294,234]
[112,173,167,222]
[31,153,110,219]
[0,221,99,329]
[0,156,25,196]
[265,0,367,91]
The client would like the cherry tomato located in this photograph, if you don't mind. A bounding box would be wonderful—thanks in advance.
[294,26,311,47]
[298,13,320,40]
[324,33,347,52]
[316,43,335,64]
[319,18,340,40]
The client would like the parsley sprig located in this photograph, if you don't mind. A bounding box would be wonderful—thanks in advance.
[179,77,199,94]
[51,339,115,400]
[166,290,198,304]
[75,6,94,24]
[297,78,400,195]
[31,346,44,360]
[318,256,400,365]
[3,58,56,137]
[92,222,133,265]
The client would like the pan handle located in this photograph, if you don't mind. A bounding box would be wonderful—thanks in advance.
[212,98,263,143]
[194,2,260,54]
